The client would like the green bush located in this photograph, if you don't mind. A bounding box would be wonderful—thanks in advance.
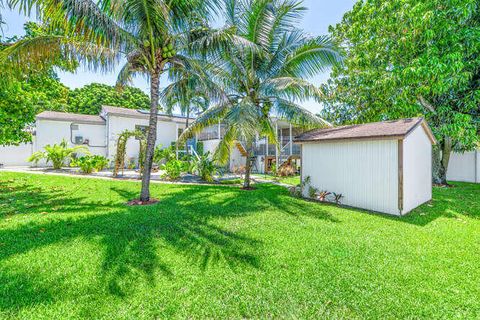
[161,159,183,180]
[28,139,89,169]
[196,142,204,155]
[154,145,176,164]
[92,155,109,171]
[71,155,109,174]
[191,152,217,182]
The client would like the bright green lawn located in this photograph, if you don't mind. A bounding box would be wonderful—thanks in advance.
[252,174,301,186]
[0,172,479,319]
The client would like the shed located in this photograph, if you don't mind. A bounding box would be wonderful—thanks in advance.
[295,118,436,216]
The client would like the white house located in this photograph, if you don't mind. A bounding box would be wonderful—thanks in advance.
[447,150,480,183]
[197,119,303,174]
[296,118,437,216]
[0,106,190,167]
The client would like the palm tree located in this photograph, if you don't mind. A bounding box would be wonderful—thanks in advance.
[161,71,210,129]
[1,0,226,201]
[180,0,342,189]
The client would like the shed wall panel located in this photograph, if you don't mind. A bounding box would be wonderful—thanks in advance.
[403,126,432,213]
[302,140,399,215]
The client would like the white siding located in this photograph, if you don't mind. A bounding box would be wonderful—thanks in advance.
[0,140,35,166]
[202,139,220,157]
[36,120,106,166]
[447,151,479,183]
[107,115,185,161]
[230,146,246,172]
[302,139,399,215]
[403,126,433,213]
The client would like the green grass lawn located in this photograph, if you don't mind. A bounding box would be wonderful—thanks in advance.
[252,174,301,186]
[1,172,479,319]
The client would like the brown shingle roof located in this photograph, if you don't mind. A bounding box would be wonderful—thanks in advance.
[36,111,105,124]
[295,118,436,144]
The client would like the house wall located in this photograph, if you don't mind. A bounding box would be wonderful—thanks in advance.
[403,126,433,214]
[0,140,35,166]
[36,119,106,166]
[302,139,400,215]
[447,151,479,183]
[230,146,246,172]
[106,115,185,161]
[202,139,220,157]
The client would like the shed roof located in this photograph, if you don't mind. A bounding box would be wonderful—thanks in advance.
[295,118,436,144]
[36,111,105,124]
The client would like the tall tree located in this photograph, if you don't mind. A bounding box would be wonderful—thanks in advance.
[2,0,227,201]
[161,72,210,128]
[322,0,480,185]
[0,22,71,145]
[68,83,149,115]
[180,0,341,189]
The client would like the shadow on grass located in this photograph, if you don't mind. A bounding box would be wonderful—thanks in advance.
[332,181,480,226]
[0,176,337,311]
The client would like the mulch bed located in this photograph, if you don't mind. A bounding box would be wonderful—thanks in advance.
[126,199,160,206]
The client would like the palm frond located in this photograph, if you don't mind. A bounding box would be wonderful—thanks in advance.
[0,34,118,76]
[274,98,331,129]
[213,124,237,165]
[178,98,231,143]
[262,77,323,102]
[283,35,342,78]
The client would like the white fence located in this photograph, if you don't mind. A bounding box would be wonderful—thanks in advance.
[0,140,35,167]
[447,150,479,183]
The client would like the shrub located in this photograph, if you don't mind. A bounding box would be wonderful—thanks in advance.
[278,165,296,177]
[71,155,109,174]
[92,155,109,171]
[333,193,344,204]
[270,163,277,176]
[289,186,303,198]
[28,139,89,169]
[317,191,331,202]
[154,145,176,164]
[308,186,318,199]
[161,159,183,180]
[196,141,204,155]
[191,152,217,182]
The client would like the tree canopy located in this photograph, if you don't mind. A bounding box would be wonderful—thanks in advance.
[180,0,341,188]
[0,22,71,145]
[321,0,480,184]
[69,83,150,115]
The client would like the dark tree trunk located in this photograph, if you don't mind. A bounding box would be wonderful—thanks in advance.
[140,73,160,201]
[432,137,452,185]
[243,141,253,189]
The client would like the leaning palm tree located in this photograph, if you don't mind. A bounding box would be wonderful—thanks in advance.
[161,71,210,128]
[1,0,230,201]
[180,0,342,189]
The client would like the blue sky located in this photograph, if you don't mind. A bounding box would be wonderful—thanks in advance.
[2,0,355,113]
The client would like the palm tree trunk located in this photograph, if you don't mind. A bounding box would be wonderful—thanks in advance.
[185,106,190,154]
[140,73,160,201]
[243,141,253,189]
